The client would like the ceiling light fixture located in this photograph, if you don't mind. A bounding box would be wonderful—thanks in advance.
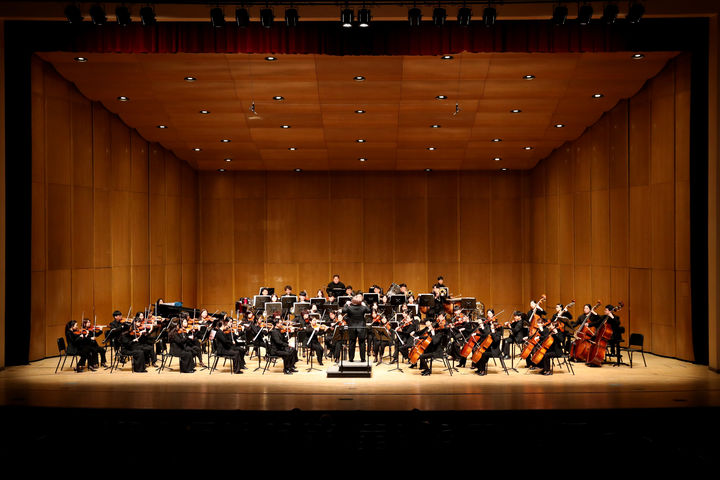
[431,124,441,128]
[265,56,277,61]
[281,125,291,129]
[577,4,593,25]
[199,110,210,114]
[427,147,436,151]
[65,5,83,24]
[441,55,453,60]
[273,96,285,101]
[74,56,88,62]
[627,2,645,24]
[425,168,432,172]
[356,139,366,143]
[359,157,367,162]
[355,109,366,114]
[494,157,502,161]
[523,74,535,80]
[593,93,604,98]
[457,7,472,26]
[483,7,496,27]
[117,96,129,102]
[218,168,226,172]
[210,7,226,28]
[523,146,534,150]
[601,4,619,24]
[285,8,299,27]
[358,8,371,27]
[436,95,448,100]
[501,167,508,171]
[260,8,275,28]
[632,53,645,59]
[511,109,522,113]
[294,168,302,172]
[288,147,297,151]
[184,76,196,82]
[408,7,422,27]
[157,125,168,129]
[341,8,354,27]
[353,75,365,81]
[554,123,565,128]
[193,148,202,152]
[433,7,447,26]
[221,139,231,143]
[235,8,250,27]
[89,5,107,25]
[139,6,156,26]
[552,5,568,26]
[492,138,502,142]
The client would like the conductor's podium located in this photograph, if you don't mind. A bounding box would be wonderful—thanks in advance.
[326,361,373,378]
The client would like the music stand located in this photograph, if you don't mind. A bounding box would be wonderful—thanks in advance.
[281,295,298,318]
[330,287,345,299]
[264,302,281,317]
[310,297,325,308]
[253,295,271,311]
[338,295,352,307]
[363,293,379,306]
[379,304,394,319]
[292,301,310,317]
[405,304,419,316]
[461,297,476,311]
[418,294,433,306]
[389,294,407,307]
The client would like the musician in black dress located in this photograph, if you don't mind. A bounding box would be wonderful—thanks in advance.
[326,311,344,363]
[473,320,502,376]
[118,325,148,372]
[269,321,298,374]
[81,318,108,367]
[131,316,158,367]
[213,318,245,373]
[392,313,417,362]
[342,294,371,362]
[428,286,445,320]
[416,317,447,376]
[537,321,566,376]
[65,320,98,372]
[168,321,196,373]
[602,304,624,361]
[304,317,325,366]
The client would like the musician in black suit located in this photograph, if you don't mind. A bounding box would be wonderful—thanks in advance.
[118,327,148,372]
[502,311,527,358]
[213,319,245,373]
[342,294,371,362]
[326,274,346,297]
[168,321,196,373]
[65,320,98,372]
[269,322,298,374]
[417,317,447,376]
[538,322,566,375]
[474,320,502,376]
[304,317,325,366]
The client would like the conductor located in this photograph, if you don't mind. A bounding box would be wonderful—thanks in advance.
[342,293,371,362]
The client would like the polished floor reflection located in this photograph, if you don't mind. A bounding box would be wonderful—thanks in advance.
[1,353,718,411]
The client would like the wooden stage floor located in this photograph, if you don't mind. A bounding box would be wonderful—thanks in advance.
[1,353,719,411]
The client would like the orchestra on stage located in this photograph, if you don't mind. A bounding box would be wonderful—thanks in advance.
[61,274,627,376]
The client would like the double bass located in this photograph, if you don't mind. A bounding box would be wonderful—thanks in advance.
[569,300,601,362]
[586,302,624,366]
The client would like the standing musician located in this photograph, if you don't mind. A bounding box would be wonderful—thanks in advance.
[283,285,294,296]
[269,320,299,374]
[473,317,502,376]
[65,320,98,372]
[326,274,346,298]
[213,317,245,373]
[81,318,108,368]
[428,285,445,321]
[342,293,371,362]
[433,276,449,296]
[168,319,196,373]
[304,317,326,366]
[399,283,413,297]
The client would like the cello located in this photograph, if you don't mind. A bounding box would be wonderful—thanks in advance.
[586,302,624,366]
[569,300,601,362]
[520,295,547,360]
[408,317,446,365]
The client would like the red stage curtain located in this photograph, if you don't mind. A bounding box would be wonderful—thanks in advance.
[29,20,695,55]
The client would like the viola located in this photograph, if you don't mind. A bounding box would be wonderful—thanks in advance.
[586,301,623,366]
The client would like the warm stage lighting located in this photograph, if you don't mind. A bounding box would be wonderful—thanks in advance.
[483,7,496,27]
[358,8,371,28]
[627,2,645,23]
[457,7,472,26]
[341,8,354,28]
[578,4,593,25]
[139,6,156,26]
[601,4,619,24]
[89,5,107,25]
[552,5,568,25]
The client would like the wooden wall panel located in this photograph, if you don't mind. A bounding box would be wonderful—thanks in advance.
[628,185,651,268]
[394,198,426,263]
[71,94,93,188]
[459,200,490,263]
[330,198,363,262]
[650,66,676,186]
[651,183,675,270]
[629,268,652,348]
[572,192,591,265]
[609,188,628,267]
[93,189,112,268]
[71,268,94,321]
[427,198,458,264]
[364,199,393,263]
[93,268,112,322]
[31,183,46,271]
[609,101,629,188]
[363,263,394,293]
[675,269,693,361]
[46,184,72,270]
[590,189,610,266]
[233,198,267,263]
[30,271,46,360]
[628,88,651,187]
[72,187,94,269]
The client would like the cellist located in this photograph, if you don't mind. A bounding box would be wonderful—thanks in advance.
[473,317,502,376]
[536,319,565,375]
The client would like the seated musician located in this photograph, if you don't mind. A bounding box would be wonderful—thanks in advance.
[168,320,196,373]
[304,316,325,366]
[118,322,148,372]
[81,318,107,368]
[473,318,502,376]
[502,311,527,359]
[449,306,470,368]
[298,290,308,303]
[344,285,354,298]
[65,320,98,372]
[569,304,599,360]
[429,286,444,320]
[106,310,128,347]
[393,312,417,363]
[315,289,326,300]
[269,321,299,374]
[181,316,205,367]
[537,321,565,376]
[283,285,293,296]
[259,287,270,295]
[527,299,547,321]
[326,311,344,363]
[603,304,624,360]
[371,284,384,296]
[416,316,447,376]
[372,314,392,364]
[399,283,413,297]
[132,315,158,367]
[212,318,245,373]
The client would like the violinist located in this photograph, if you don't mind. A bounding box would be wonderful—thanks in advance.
[392,312,417,363]
[168,319,196,373]
[105,310,129,347]
[502,311,527,359]
[131,316,158,367]
[326,311,344,363]
[269,320,299,374]
[182,315,206,367]
[81,318,108,368]
[536,319,565,375]
[118,321,149,372]
[304,316,325,366]
[473,318,502,376]
[65,320,98,372]
[372,313,392,364]
[342,294,371,362]
[213,318,245,373]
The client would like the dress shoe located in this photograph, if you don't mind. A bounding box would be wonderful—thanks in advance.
[75,366,84,373]
[284,370,293,375]
[101,363,108,368]
[421,369,431,376]
[318,361,324,366]
[409,363,417,369]
[541,370,552,375]
[88,365,97,372]
[476,370,487,376]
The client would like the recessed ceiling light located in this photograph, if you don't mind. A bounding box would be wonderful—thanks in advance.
[355,109,366,114]
[436,95,448,100]
[265,56,277,61]
[554,123,565,128]
[427,147,436,151]
[294,168,302,172]
[441,55,453,60]
[220,139,231,143]
[281,125,291,129]
[632,53,645,59]
[288,147,297,151]
[511,109,522,113]
[218,168,226,172]
[157,125,168,129]
[359,158,367,162]
[117,96,129,102]
[354,76,365,81]
[501,168,508,171]
[494,157,502,161]
[425,168,432,172]
[492,138,502,142]
[74,57,88,62]
[523,146,534,150]
[523,75,535,80]
[199,110,210,114]
[431,124,441,128]
[224,158,232,162]
[356,139,366,143]
[193,148,202,152]
[592,93,604,98]
[184,76,196,82]
[273,96,284,100]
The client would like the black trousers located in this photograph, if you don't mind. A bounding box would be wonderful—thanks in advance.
[273,347,298,371]
[124,347,146,372]
[173,349,195,373]
[419,351,440,371]
[347,327,367,362]
[307,341,323,363]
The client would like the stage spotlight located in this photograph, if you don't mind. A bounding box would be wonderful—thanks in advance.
[64,4,83,24]
[341,8,353,28]
[457,7,472,26]
[601,4,619,24]
[235,8,250,28]
[408,7,422,27]
[285,8,299,27]
[627,2,645,23]
[210,7,226,28]
[432,7,447,26]
[552,5,568,25]
[483,7,496,27]
[358,8,371,27]
[89,5,107,25]
[139,6,156,26]
[578,4,593,25]
[260,8,274,28]
[115,6,131,26]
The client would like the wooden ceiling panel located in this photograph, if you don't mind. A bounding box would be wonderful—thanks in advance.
[39,51,678,171]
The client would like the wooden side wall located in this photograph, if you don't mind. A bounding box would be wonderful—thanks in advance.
[30,57,197,360]
[198,170,525,318]
[522,54,693,360]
